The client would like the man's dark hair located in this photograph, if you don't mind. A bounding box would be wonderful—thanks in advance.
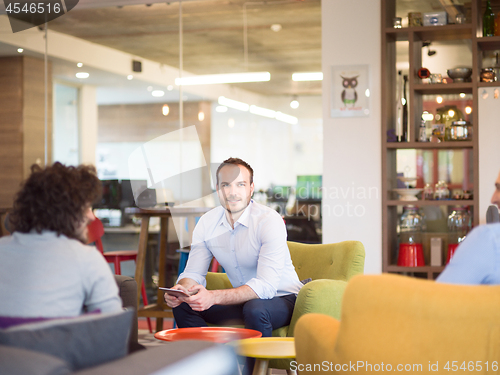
[216,157,254,186]
[9,162,102,239]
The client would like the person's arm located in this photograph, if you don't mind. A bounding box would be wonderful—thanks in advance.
[437,225,497,284]
[244,212,288,299]
[184,284,258,311]
[164,218,213,308]
[82,250,122,313]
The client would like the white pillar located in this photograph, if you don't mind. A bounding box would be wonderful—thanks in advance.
[322,0,382,274]
[79,85,98,165]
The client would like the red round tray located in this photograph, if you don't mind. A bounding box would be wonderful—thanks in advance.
[154,327,262,343]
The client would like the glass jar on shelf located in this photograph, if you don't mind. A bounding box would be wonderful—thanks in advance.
[397,206,425,267]
[434,181,450,200]
[447,207,472,263]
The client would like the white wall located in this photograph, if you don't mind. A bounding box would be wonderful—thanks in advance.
[322,0,382,274]
[80,85,98,165]
[478,86,500,224]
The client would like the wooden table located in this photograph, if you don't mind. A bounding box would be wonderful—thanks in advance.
[233,337,296,375]
[125,206,211,331]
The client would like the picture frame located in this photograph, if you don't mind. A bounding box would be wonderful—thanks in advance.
[330,64,370,118]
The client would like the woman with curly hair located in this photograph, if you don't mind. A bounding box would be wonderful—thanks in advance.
[0,163,122,317]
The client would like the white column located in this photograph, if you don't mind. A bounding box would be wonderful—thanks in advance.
[478,86,500,224]
[79,85,98,165]
[322,0,382,274]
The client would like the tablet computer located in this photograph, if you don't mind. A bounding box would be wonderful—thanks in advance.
[159,287,194,298]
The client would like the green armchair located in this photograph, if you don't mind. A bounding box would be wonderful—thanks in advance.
[206,240,365,369]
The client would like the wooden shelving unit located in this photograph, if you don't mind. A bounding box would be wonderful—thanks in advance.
[381,0,485,280]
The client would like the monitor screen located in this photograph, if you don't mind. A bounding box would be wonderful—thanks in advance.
[94,180,121,209]
[296,175,322,200]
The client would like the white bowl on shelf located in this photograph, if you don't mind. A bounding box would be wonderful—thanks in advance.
[393,188,423,201]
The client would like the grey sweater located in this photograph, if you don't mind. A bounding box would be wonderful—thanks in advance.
[0,231,122,317]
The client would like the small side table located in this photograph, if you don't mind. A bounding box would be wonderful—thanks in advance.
[233,337,296,375]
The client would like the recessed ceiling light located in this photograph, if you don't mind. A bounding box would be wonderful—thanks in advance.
[167,85,174,91]
[290,99,299,109]
[270,24,282,32]
[17,48,23,53]
[77,62,83,68]
[152,90,165,97]
[76,72,89,79]
[459,93,466,98]
[127,75,133,80]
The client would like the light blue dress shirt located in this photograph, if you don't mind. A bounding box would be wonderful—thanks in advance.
[437,223,500,284]
[178,200,303,299]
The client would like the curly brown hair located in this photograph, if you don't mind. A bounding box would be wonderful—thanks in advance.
[9,162,102,239]
[216,157,254,186]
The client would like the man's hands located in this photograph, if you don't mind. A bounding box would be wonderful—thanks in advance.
[164,279,259,311]
[164,284,215,311]
[164,284,191,308]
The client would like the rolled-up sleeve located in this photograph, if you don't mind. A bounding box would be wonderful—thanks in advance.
[245,213,287,299]
[176,218,213,286]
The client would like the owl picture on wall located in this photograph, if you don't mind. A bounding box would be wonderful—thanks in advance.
[331,65,369,118]
[341,76,358,107]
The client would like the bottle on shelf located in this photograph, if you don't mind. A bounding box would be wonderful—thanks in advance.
[483,0,495,37]
[395,71,408,142]
[447,207,472,263]
[419,118,427,142]
[397,206,425,267]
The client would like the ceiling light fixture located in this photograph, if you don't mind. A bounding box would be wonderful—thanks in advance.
[76,72,89,79]
[270,24,282,32]
[127,75,133,80]
[167,85,174,91]
[176,72,270,86]
[162,104,170,116]
[218,97,250,111]
[276,112,298,125]
[436,96,443,104]
[17,48,23,53]
[77,62,83,67]
[465,106,472,114]
[215,106,228,113]
[152,90,165,97]
[250,105,276,118]
[290,96,299,109]
[292,72,323,81]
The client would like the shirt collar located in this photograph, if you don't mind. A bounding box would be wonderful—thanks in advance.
[217,199,254,229]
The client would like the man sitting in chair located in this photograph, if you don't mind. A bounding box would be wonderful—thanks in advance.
[437,169,500,284]
[0,163,122,317]
[165,157,303,337]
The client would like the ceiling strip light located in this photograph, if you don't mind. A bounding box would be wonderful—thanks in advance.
[218,97,250,111]
[249,105,276,118]
[292,72,323,81]
[176,72,270,86]
[276,112,298,125]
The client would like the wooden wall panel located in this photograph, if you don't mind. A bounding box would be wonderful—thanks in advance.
[0,56,52,208]
[0,57,24,208]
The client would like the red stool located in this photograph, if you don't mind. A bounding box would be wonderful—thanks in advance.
[87,216,152,333]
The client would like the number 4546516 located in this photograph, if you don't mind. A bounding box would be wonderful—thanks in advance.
[444,361,498,371]
[5,2,62,14]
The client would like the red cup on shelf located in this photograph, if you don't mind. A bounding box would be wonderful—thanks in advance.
[397,243,425,267]
[446,243,459,264]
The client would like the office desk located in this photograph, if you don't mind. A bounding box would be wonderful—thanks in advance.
[125,206,211,331]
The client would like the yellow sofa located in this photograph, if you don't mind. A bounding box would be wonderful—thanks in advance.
[295,274,500,374]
